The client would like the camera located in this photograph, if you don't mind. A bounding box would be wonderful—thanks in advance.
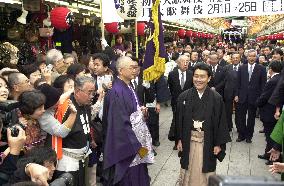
[0,100,24,142]
[50,173,74,186]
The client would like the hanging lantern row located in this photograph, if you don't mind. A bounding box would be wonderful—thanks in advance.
[256,33,284,41]
[177,29,215,39]
[104,22,146,36]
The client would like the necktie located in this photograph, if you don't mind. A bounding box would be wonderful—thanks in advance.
[133,79,138,91]
[181,72,185,89]
[212,66,215,75]
[249,65,253,81]
[233,65,237,71]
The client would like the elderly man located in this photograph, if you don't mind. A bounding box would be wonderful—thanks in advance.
[235,49,267,143]
[202,50,210,63]
[168,55,193,149]
[46,49,68,82]
[103,56,154,185]
[52,76,95,186]
[8,72,33,100]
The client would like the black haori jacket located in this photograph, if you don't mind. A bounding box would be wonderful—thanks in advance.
[176,87,231,173]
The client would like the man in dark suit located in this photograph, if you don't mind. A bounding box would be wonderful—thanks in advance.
[208,51,225,97]
[168,55,193,149]
[238,46,248,64]
[223,52,241,131]
[256,61,282,161]
[188,50,199,71]
[235,49,267,143]
[217,48,228,66]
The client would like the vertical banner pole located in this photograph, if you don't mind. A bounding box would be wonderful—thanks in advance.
[135,20,139,58]
[100,0,105,39]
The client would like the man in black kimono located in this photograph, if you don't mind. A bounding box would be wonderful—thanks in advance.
[176,63,231,186]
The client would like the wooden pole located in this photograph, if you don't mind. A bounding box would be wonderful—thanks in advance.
[100,0,105,39]
[135,20,139,58]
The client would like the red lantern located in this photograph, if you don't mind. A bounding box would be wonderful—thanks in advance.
[105,22,119,34]
[192,31,197,37]
[279,33,284,40]
[201,33,205,38]
[177,29,186,38]
[186,30,193,37]
[137,22,146,36]
[50,7,74,30]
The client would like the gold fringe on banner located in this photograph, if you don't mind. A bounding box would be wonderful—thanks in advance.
[143,0,165,82]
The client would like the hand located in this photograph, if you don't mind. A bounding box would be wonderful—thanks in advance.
[59,90,73,104]
[26,163,49,186]
[234,96,239,103]
[141,107,148,118]
[274,110,281,120]
[91,140,97,149]
[268,148,281,161]
[69,101,77,113]
[213,146,221,155]
[269,162,284,174]
[18,117,28,127]
[97,88,105,102]
[0,67,18,76]
[41,68,52,85]
[155,103,161,113]
[177,140,183,152]
[107,82,113,89]
[7,126,26,155]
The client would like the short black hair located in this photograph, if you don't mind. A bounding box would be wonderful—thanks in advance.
[217,47,225,54]
[92,53,110,67]
[193,62,212,77]
[53,75,74,90]
[269,61,283,73]
[19,90,46,115]
[264,45,272,51]
[66,63,86,78]
[18,64,40,78]
[272,48,284,56]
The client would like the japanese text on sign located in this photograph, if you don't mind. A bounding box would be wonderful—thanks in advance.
[141,0,284,20]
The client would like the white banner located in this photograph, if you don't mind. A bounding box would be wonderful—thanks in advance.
[102,0,284,23]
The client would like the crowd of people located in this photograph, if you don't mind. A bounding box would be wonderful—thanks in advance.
[0,33,284,186]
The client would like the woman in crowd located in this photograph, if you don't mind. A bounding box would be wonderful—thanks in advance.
[0,76,9,102]
[66,63,86,79]
[18,90,46,152]
[36,83,77,147]
[53,75,74,93]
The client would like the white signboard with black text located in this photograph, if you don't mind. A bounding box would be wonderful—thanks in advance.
[102,0,284,23]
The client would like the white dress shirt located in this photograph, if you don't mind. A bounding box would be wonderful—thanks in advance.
[178,69,186,87]
[248,63,256,73]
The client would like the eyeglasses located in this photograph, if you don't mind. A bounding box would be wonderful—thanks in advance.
[16,79,30,85]
[79,89,96,96]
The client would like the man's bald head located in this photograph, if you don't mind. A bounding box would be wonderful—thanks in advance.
[116,56,138,83]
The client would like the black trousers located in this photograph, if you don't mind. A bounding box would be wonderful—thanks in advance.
[236,102,257,139]
[263,121,277,153]
[53,160,85,186]
[146,107,159,143]
[224,99,234,131]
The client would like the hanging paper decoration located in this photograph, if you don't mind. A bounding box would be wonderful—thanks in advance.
[105,22,119,34]
[177,29,186,38]
[137,22,146,36]
[114,0,142,20]
[50,7,74,30]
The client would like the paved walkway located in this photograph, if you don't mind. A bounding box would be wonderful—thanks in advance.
[149,105,280,185]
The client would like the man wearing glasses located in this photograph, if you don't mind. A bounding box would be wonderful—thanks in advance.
[53,76,95,186]
[103,56,154,185]
[8,72,33,100]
